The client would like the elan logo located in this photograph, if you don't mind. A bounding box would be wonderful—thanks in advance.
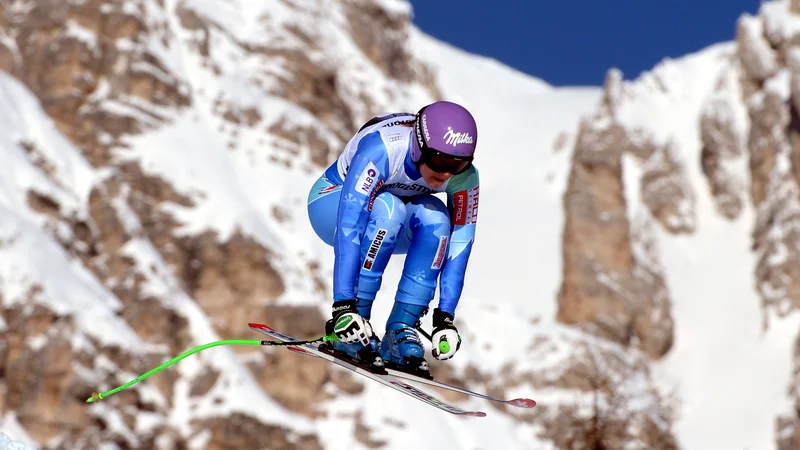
[431,235,448,269]
[443,127,473,147]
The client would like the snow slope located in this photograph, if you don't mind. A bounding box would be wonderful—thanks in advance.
[0,70,317,449]
[403,29,602,372]
[0,5,604,450]
[3,0,795,448]
[318,31,606,450]
[614,42,800,450]
[0,431,36,450]
[414,19,800,450]
[108,20,604,447]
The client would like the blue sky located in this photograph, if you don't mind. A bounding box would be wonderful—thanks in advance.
[408,1,761,86]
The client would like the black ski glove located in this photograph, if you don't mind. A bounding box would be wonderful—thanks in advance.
[431,308,461,360]
[325,299,372,346]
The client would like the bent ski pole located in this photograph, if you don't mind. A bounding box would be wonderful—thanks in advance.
[86,334,338,403]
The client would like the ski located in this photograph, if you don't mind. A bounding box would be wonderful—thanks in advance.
[248,323,486,417]
[249,323,536,411]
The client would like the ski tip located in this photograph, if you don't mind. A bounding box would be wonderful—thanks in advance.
[507,398,537,408]
[248,323,272,331]
[465,411,487,417]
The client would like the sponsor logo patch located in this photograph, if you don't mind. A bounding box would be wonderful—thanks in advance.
[363,228,387,271]
[384,182,435,195]
[431,235,448,269]
[468,186,479,224]
[367,179,384,211]
[319,184,338,195]
[422,113,430,140]
[452,187,479,225]
[443,127,474,147]
[452,191,467,225]
[355,161,380,196]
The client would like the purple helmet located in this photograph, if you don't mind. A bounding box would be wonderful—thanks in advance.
[411,101,478,163]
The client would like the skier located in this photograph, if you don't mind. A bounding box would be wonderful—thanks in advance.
[306,100,480,378]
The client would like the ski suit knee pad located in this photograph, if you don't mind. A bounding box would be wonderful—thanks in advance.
[356,192,407,304]
[396,195,451,305]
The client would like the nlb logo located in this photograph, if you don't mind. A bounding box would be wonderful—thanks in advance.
[356,161,380,196]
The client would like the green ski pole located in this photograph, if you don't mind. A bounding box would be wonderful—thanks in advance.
[86,334,338,403]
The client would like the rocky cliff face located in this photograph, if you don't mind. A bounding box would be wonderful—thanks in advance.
[558,68,680,361]
[0,0,442,448]
[7,0,800,448]
[733,3,800,447]
[556,1,800,448]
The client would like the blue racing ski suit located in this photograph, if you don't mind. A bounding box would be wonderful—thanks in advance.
[307,113,479,365]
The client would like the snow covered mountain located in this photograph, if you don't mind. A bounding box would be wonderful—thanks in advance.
[1,0,799,449]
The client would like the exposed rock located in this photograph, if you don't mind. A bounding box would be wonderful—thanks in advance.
[173,230,286,338]
[269,116,342,168]
[1,0,191,165]
[555,3,800,446]
[742,63,800,325]
[354,410,388,449]
[628,213,674,359]
[777,333,800,450]
[638,140,696,234]
[245,305,342,417]
[748,85,787,206]
[195,412,323,450]
[736,14,779,83]
[341,0,414,83]
[3,302,90,445]
[172,0,441,170]
[699,65,748,220]
[520,330,678,450]
[0,297,175,450]
[0,0,693,448]
[558,74,675,359]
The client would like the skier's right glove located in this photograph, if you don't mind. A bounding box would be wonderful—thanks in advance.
[325,299,372,346]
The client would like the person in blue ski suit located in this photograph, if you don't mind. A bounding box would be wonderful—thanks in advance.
[306,100,480,378]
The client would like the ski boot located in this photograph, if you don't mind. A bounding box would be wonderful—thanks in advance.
[319,320,386,375]
[380,322,433,380]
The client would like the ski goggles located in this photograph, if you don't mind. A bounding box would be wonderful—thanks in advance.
[419,147,473,175]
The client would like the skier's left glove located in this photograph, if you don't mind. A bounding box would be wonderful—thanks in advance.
[325,299,373,347]
[431,308,461,360]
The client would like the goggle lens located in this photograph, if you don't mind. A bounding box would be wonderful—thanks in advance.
[422,148,472,174]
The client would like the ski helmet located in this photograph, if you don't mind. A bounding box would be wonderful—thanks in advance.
[411,101,478,166]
